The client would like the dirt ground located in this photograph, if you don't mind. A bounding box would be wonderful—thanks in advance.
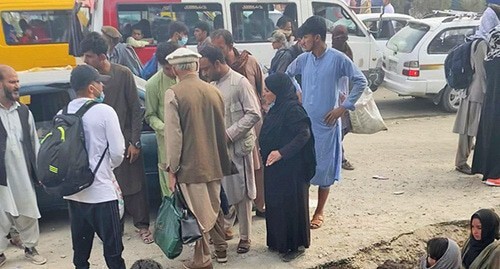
[2,115,499,269]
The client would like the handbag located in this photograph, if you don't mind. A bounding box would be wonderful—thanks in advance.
[175,184,203,244]
[153,195,183,259]
[349,87,388,134]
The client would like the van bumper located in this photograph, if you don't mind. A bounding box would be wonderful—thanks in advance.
[382,68,427,96]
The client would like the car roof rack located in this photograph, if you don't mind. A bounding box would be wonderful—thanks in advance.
[423,9,481,20]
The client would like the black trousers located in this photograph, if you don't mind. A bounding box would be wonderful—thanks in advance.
[68,200,125,269]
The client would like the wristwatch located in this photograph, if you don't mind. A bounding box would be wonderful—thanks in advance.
[131,141,142,149]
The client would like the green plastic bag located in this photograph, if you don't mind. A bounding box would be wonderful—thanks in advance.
[154,195,183,259]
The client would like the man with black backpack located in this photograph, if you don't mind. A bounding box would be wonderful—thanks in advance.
[452,38,488,175]
[0,65,46,267]
[64,65,126,269]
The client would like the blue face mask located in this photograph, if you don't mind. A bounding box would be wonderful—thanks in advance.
[178,36,188,46]
[268,101,275,110]
[92,86,105,103]
[95,91,105,103]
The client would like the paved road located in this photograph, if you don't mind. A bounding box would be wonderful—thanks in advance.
[373,87,454,120]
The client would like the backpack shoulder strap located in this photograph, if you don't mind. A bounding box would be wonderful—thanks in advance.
[74,100,98,118]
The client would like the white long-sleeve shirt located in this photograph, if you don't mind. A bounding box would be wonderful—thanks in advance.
[64,98,125,204]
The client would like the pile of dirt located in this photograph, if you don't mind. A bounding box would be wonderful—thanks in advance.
[314,220,470,269]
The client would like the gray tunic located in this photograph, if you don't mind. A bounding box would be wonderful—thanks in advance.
[213,69,261,205]
[453,40,488,136]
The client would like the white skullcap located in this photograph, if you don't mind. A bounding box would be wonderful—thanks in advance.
[166,48,201,65]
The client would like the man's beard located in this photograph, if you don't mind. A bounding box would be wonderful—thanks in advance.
[3,86,18,101]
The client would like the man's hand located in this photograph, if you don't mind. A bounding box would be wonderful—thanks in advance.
[324,107,347,126]
[127,144,140,164]
[168,172,177,193]
[266,150,282,166]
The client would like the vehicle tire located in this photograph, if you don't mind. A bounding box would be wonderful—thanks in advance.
[364,69,384,92]
[440,86,461,112]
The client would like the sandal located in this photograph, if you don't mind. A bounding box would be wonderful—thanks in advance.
[236,239,251,254]
[138,228,154,244]
[310,214,324,229]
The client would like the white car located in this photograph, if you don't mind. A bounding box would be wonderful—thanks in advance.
[381,15,480,112]
[358,13,414,52]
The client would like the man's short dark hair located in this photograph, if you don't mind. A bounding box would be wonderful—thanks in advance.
[80,32,108,56]
[199,45,226,65]
[194,21,210,35]
[210,29,233,46]
[276,16,293,29]
[168,21,189,38]
[156,41,180,65]
[298,16,327,41]
[130,259,163,269]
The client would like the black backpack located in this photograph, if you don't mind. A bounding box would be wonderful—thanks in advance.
[37,101,108,197]
[444,39,482,90]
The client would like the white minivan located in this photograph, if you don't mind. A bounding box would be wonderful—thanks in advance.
[89,0,384,89]
[382,15,480,112]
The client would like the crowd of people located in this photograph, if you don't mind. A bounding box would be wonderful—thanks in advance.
[0,1,499,269]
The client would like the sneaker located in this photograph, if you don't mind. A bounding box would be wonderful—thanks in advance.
[342,160,355,170]
[455,164,472,175]
[214,250,227,263]
[24,247,47,265]
[0,253,6,267]
[485,178,500,187]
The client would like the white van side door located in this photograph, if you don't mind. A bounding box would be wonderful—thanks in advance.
[304,0,378,71]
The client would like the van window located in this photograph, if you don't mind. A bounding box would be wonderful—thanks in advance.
[117,3,223,44]
[230,3,297,43]
[312,2,361,36]
[387,22,429,53]
[2,10,71,45]
[364,19,409,40]
[427,27,476,55]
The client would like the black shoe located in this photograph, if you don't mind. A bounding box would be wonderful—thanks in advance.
[455,164,472,175]
[0,253,6,267]
[281,249,305,262]
[255,210,266,218]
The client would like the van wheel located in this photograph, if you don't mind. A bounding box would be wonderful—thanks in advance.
[440,86,461,112]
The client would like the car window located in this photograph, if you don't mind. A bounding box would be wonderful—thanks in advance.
[20,85,71,139]
[2,10,71,45]
[427,27,476,54]
[229,3,297,43]
[117,3,223,44]
[387,22,429,53]
[312,2,362,36]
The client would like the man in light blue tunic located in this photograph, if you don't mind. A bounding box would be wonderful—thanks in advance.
[286,16,367,229]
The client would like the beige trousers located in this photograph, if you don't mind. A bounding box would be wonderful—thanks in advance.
[455,134,473,167]
[0,211,39,253]
[180,181,227,268]
[224,196,253,241]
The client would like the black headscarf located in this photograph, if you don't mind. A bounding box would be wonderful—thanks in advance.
[462,209,500,268]
[260,72,301,149]
[259,73,316,180]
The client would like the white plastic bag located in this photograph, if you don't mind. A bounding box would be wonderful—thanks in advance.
[348,88,387,134]
[111,174,125,219]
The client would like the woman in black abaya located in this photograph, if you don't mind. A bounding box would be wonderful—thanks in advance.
[259,72,316,262]
[472,26,500,186]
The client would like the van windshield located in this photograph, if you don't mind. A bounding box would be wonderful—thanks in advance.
[387,22,429,53]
